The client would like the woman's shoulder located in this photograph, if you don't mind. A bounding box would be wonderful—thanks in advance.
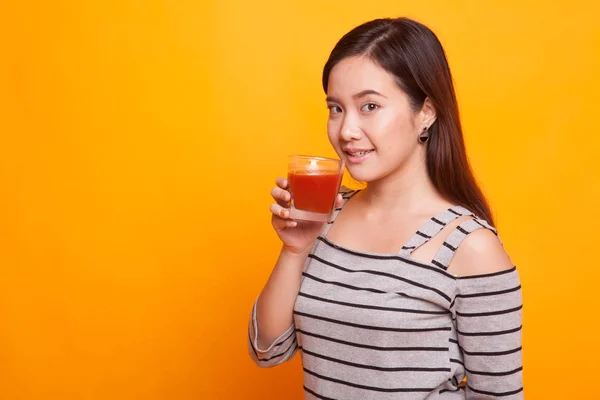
[448,226,515,278]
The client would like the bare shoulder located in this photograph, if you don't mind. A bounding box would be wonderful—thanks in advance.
[447,228,514,277]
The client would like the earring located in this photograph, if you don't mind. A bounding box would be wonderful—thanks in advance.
[418,126,429,143]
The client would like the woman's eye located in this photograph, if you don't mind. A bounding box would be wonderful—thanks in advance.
[327,105,342,114]
[361,103,380,112]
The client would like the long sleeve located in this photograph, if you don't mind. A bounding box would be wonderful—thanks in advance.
[454,267,524,399]
[247,298,298,368]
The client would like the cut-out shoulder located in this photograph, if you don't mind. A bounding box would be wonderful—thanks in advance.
[409,215,474,265]
[447,228,514,277]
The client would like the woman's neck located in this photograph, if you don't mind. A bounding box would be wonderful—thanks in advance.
[359,154,450,218]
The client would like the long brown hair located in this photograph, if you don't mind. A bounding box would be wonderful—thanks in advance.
[322,17,495,226]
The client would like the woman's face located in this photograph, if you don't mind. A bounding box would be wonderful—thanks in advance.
[326,56,434,183]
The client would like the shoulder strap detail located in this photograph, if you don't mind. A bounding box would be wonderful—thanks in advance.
[430,218,500,270]
[398,205,474,257]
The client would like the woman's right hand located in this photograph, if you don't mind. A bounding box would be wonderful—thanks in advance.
[270,177,342,255]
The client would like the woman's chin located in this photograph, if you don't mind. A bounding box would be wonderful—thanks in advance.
[345,167,380,185]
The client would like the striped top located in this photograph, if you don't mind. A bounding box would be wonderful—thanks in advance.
[249,189,523,399]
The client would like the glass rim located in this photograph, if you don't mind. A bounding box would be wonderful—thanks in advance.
[288,154,343,163]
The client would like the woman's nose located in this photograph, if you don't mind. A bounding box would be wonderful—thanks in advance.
[340,117,362,141]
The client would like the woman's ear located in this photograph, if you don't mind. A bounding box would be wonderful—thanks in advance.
[420,97,437,127]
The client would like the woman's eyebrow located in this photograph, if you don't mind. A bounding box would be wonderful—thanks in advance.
[353,89,387,99]
[326,90,387,103]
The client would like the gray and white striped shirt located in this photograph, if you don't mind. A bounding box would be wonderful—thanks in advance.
[249,190,523,399]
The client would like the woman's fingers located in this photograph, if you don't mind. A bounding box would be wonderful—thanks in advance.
[270,203,298,230]
[270,177,297,231]
[272,178,291,207]
[271,186,290,205]
[270,203,289,220]
[275,177,288,189]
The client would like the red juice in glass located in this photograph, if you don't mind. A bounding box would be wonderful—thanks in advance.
[288,155,344,222]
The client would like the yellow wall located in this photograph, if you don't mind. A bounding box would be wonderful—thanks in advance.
[1,1,598,399]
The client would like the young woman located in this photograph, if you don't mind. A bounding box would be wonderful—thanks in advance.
[248,17,523,399]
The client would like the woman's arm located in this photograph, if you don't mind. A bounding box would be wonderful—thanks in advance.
[255,247,310,348]
[450,230,524,399]
[248,178,343,368]
[247,248,308,368]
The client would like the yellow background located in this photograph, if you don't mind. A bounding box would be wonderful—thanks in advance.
[1,0,598,399]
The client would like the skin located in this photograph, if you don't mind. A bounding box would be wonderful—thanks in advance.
[255,55,513,350]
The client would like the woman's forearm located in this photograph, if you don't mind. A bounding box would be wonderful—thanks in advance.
[255,247,309,349]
